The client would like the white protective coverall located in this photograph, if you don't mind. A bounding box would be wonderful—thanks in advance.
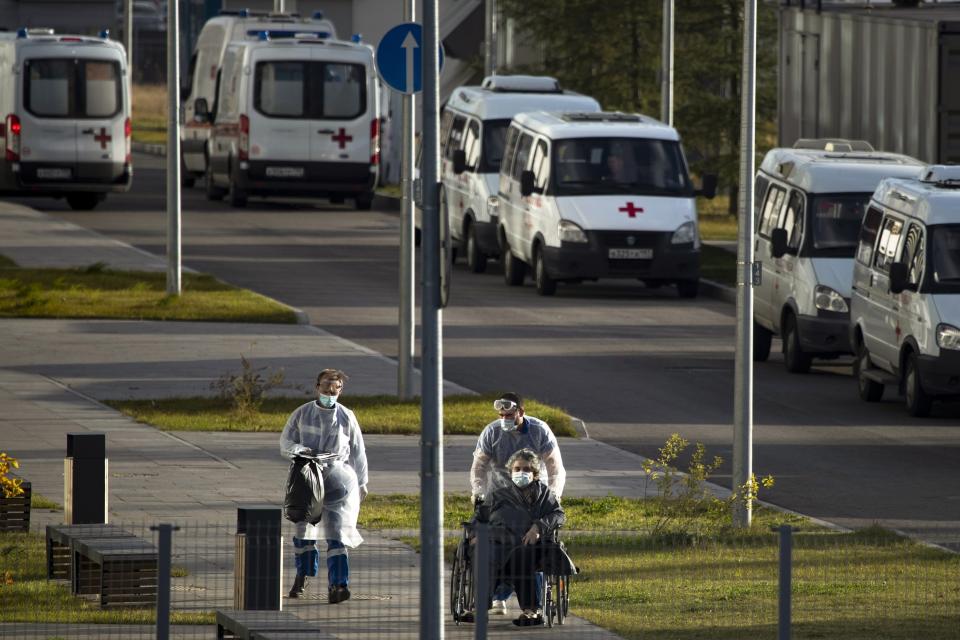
[280,400,368,547]
[470,415,566,499]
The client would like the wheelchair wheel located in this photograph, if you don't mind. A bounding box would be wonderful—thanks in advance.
[450,541,472,624]
[544,573,555,628]
[556,574,568,625]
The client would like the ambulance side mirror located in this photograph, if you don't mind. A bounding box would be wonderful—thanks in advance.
[696,174,718,199]
[193,98,210,123]
[520,170,535,197]
[452,149,467,175]
[771,228,788,259]
[889,262,909,294]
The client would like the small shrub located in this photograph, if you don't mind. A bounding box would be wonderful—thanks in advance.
[0,452,24,498]
[642,434,774,536]
[211,355,299,423]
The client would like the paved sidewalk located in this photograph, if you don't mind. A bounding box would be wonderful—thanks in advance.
[0,200,627,638]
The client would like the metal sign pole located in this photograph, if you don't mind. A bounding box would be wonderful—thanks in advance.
[398,0,416,400]
[166,0,181,296]
[124,0,133,71]
[485,0,497,76]
[733,0,758,528]
[660,0,674,126]
[420,0,444,637]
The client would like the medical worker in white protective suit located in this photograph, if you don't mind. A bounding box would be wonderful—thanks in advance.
[280,369,368,604]
[470,391,566,615]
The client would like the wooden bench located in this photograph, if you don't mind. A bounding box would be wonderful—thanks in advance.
[71,536,158,608]
[46,523,136,580]
[0,480,30,532]
[250,632,335,640]
[215,610,318,640]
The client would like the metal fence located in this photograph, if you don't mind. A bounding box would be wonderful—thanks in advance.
[1,519,957,639]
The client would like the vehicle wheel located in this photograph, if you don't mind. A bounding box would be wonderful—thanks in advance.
[753,322,772,362]
[855,340,884,402]
[676,279,699,298]
[449,549,464,623]
[544,574,554,628]
[534,247,557,296]
[503,243,527,287]
[782,313,812,374]
[181,173,196,188]
[205,166,225,201]
[226,168,248,208]
[414,227,421,247]
[66,193,101,211]
[904,352,933,417]
[355,192,373,210]
[464,224,487,273]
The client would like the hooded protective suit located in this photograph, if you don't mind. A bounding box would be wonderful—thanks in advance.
[280,400,367,547]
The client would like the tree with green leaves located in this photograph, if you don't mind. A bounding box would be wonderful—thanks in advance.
[497,0,779,213]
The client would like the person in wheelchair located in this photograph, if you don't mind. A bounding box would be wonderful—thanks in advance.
[474,448,570,627]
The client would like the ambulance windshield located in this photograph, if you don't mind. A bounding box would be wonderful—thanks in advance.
[809,193,871,256]
[552,138,692,197]
[25,58,121,118]
[931,225,960,291]
[479,118,512,173]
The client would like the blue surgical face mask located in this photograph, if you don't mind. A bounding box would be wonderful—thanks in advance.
[512,471,533,488]
[318,393,339,408]
[500,416,518,431]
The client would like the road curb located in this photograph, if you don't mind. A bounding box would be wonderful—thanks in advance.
[290,306,310,325]
[133,141,166,156]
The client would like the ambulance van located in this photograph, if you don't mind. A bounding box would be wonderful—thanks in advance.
[0,28,131,210]
[180,10,338,185]
[203,33,379,208]
[752,141,924,372]
[496,111,715,296]
[440,75,600,272]
[850,165,960,417]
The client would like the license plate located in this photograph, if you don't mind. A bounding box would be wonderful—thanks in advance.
[608,248,652,259]
[265,166,304,178]
[37,168,72,179]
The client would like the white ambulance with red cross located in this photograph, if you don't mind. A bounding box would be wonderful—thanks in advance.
[203,32,379,208]
[0,28,131,210]
[496,111,716,296]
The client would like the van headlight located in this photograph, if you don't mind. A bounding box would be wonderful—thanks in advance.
[815,285,849,313]
[558,220,588,243]
[936,323,960,350]
[487,196,499,219]
[671,221,698,246]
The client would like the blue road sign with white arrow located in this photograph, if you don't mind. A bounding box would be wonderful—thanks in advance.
[375,23,444,95]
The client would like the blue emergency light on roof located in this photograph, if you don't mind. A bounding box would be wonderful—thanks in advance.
[351,33,362,43]
[312,10,324,20]
[16,27,28,39]
[99,29,110,39]
[258,30,269,41]
[239,9,250,17]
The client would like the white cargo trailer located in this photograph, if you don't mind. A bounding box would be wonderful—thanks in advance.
[779,2,960,164]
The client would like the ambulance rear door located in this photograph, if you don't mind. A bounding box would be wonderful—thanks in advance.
[20,56,78,177]
[249,49,312,168]
[73,56,127,178]
[308,47,372,168]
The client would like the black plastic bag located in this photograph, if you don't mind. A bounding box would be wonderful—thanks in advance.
[283,457,325,524]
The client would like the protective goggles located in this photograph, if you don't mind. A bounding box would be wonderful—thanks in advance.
[493,399,519,412]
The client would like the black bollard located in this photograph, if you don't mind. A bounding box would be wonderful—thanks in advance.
[64,433,107,524]
[235,505,283,611]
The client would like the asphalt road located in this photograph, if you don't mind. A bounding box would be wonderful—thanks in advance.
[9,152,960,549]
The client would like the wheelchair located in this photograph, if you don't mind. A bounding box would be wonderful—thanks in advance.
[450,519,575,627]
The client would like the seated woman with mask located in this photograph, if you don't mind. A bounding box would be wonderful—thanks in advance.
[485,448,567,627]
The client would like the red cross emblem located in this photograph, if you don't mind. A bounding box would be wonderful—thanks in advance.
[331,128,353,149]
[93,127,112,150]
[619,202,643,218]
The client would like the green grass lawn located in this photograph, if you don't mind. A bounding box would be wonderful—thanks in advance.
[105,394,576,436]
[369,495,960,640]
[700,244,736,287]
[0,260,297,323]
